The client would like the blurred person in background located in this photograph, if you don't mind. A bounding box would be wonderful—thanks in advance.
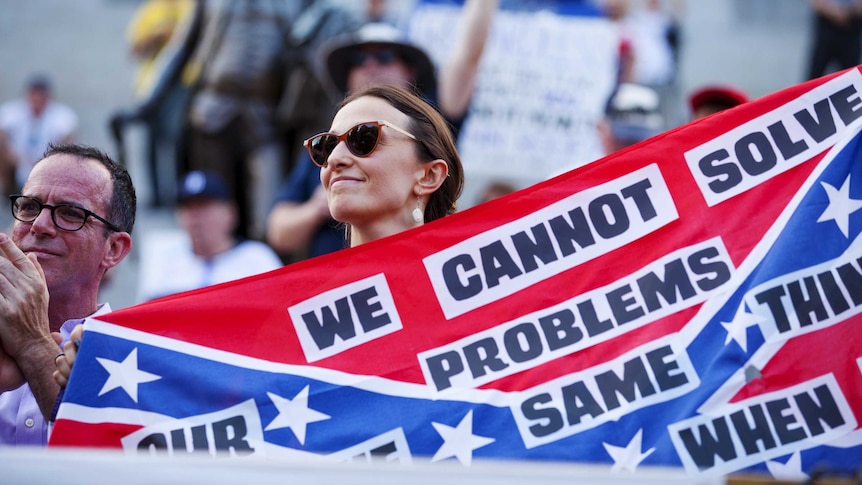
[137,170,282,302]
[475,180,517,205]
[547,82,665,179]
[126,0,196,98]
[806,0,862,80]
[266,0,498,261]
[688,84,749,121]
[165,1,357,240]
[598,82,665,155]
[601,0,684,126]
[0,75,78,196]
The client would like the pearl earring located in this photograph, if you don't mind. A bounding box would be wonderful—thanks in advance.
[412,197,423,224]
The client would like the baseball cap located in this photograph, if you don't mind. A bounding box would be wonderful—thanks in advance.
[322,22,436,95]
[177,170,230,204]
[689,85,749,113]
[26,73,52,92]
[605,83,664,144]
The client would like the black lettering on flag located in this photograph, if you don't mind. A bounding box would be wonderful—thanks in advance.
[426,351,466,391]
[424,241,727,394]
[689,246,732,291]
[301,297,356,350]
[212,415,254,456]
[765,398,808,445]
[138,432,169,454]
[755,286,791,332]
[538,309,583,351]
[520,344,691,438]
[480,241,524,288]
[562,381,604,426]
[836,258,862,305]
[503,322,544,363]
[595,357,656,411]
[699,149,741,194]
[787,277,828,327]
[672,380,850,472]
[754,254,862,335]
[589,193,630,238]
[620,178,657,221]
[463,338,509,378]
[794,98,838,143]
[522,393,564,437]
[135,415,254,456]
[768,120,808,160]
[730,406,777,455]
[817,271,850,316]
[442,254,482,301]
[548,207,596,257]
[636,259,697,312]
[689,77,861,205]
[512,223,558,273]
[646,345,689,391]
[735,132,777,177]
[830,84,862,125]
[606,284,645,325]
[579,299,614,337]
[678,418,738,469]
[301,286,392,350]
[169,425,207,454]
[796,384,846,435]
[352,286,391,332]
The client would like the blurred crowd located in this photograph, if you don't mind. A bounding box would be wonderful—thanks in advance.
[1,0,859,305]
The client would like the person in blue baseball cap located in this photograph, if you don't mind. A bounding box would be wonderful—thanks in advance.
[137,170,282,302]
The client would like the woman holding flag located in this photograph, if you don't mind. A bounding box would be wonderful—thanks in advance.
[53,84,465,387]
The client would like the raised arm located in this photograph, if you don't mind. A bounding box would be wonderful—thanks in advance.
[437,0,499,119]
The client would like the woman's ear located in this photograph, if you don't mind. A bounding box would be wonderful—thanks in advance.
[415,159,449,195]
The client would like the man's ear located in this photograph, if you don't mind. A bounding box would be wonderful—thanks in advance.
[103,231,132,270]
[415,159,449,195]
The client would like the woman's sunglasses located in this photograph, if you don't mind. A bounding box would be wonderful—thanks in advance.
[304,120,418,168]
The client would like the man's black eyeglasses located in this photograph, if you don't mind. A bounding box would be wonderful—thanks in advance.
[10,195,121,232]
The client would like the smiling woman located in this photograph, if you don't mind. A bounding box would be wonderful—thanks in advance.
[308,84,465,247]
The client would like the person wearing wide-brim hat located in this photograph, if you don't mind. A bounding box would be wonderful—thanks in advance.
[321,22,437,98]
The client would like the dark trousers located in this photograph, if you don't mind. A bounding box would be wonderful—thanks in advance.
[808,14,862,80]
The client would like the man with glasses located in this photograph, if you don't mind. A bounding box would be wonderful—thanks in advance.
[0,143,135,446]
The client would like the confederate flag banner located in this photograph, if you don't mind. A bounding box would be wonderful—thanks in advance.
[50,67,862,479]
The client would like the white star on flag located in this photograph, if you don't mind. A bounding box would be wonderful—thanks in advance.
[766,452,807,481]
[721,303,762,351]
[817,175,862,237]
[431,410,495,466]
[265,386,330,445]
[602,429,655,472]
[96,348,161,402]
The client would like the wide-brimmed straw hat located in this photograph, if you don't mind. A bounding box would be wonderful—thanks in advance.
[322,22,436,96]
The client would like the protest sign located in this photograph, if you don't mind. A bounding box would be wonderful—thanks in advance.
[51,67,862,478]
[406,1,618,205]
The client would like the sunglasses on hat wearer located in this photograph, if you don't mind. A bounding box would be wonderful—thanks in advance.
[304,120,418,168]
[349,48,400,68]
